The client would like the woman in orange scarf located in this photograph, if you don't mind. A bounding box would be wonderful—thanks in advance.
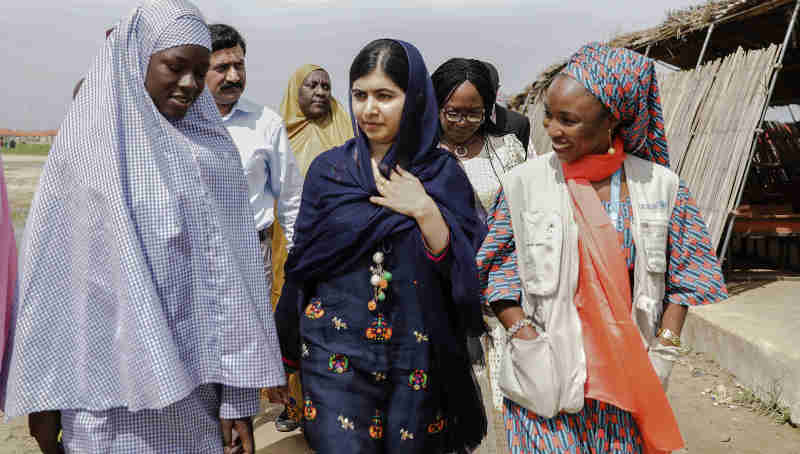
[477,43,728,454]
[271,64,353,432]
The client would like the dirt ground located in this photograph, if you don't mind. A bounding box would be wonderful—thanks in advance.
[2,346,798,453]
[1,155,799,453]
[2,153,46,239]
[668,351,800,454]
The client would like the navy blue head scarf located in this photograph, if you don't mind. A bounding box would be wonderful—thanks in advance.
[283,40,486,329]
[278,40,488,451]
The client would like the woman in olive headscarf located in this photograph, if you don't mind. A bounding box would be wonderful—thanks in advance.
[280,64,354,176]
[270,64,354,431]
[273,64,354,309]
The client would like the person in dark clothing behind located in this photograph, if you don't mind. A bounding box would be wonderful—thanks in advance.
[483,61,531,154]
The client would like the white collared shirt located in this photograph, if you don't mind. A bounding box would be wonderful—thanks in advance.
[221,97,302,249]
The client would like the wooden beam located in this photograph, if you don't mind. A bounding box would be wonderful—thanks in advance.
[696,23,716,69]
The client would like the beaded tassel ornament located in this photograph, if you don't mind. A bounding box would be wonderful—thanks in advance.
[366,250,393,342]
[368,251,392,312]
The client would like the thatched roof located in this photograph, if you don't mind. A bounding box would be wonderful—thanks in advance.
[511,0,800,110]
[610,0,795,52]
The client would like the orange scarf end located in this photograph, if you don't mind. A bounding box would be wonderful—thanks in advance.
[562,136,626,183]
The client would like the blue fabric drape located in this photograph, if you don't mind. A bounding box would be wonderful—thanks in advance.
[277,39,487,452]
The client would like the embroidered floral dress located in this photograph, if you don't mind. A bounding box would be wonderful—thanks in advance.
[299,229,468,453]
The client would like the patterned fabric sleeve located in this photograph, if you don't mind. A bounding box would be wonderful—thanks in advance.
[219,386,261,419]
[476,189,522,307]
[665,181,728,306]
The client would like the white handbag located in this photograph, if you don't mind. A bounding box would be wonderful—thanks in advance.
[648,343,680,392]
[498,332,562,418]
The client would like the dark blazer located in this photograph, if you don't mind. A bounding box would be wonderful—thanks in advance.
[494,104,531,154]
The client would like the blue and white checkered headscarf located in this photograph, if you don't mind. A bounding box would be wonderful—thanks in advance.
[1,0,284,417]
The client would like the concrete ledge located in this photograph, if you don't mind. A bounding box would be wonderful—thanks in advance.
[681,280,800,425]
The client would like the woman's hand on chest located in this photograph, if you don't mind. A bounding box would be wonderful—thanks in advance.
[369,158,434,219]
[369,158,450,254]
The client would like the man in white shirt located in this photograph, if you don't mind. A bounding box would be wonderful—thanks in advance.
[206,23,303,433]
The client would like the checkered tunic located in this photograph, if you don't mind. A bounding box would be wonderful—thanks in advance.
[60,384,259,452]
[1,0,284,420]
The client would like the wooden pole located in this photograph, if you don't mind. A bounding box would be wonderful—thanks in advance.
[718,0,800,262]
[696,23,716,70]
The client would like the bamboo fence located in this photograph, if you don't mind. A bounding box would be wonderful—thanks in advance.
[526,44,781,249]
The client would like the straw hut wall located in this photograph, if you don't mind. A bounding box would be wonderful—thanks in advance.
[513,0,800,252]
[511,0,800,110]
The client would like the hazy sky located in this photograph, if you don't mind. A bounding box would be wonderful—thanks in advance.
[0,0,699,130]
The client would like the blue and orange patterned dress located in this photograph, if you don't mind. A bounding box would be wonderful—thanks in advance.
[477,182,728,454]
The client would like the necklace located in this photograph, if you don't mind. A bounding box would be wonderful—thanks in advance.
[443,135,482,159]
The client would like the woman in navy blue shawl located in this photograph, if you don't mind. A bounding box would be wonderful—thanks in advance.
[276,39,487,453]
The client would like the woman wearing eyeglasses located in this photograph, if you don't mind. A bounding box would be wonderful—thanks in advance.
[432,58,527,218]
[431,58,528,453]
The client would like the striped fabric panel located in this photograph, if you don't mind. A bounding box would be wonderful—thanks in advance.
[504,398,643,454]
[602,181,727,306]
[477,189,523,307]
[602,198,636,269]
[665,182,728,306]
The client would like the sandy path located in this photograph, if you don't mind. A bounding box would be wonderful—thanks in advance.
[2,153,46,243]
[4,351,798,453]
[0,414,39,454]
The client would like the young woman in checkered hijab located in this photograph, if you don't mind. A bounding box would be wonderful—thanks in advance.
[1,1,285,452]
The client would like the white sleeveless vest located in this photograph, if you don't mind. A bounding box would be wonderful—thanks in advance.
[498,152,679,414]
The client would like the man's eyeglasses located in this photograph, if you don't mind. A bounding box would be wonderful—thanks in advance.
[442,109,485,124]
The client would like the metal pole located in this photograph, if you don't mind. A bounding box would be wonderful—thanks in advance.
[644,44,652,57]
[696,23,716,70]
[719,0,800,262]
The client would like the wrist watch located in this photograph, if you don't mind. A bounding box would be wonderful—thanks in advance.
[657,327,681,347]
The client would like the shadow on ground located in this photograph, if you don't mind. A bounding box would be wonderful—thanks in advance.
[256,434,312,454]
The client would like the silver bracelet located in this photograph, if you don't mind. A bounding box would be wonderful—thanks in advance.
[507,318,534,340]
